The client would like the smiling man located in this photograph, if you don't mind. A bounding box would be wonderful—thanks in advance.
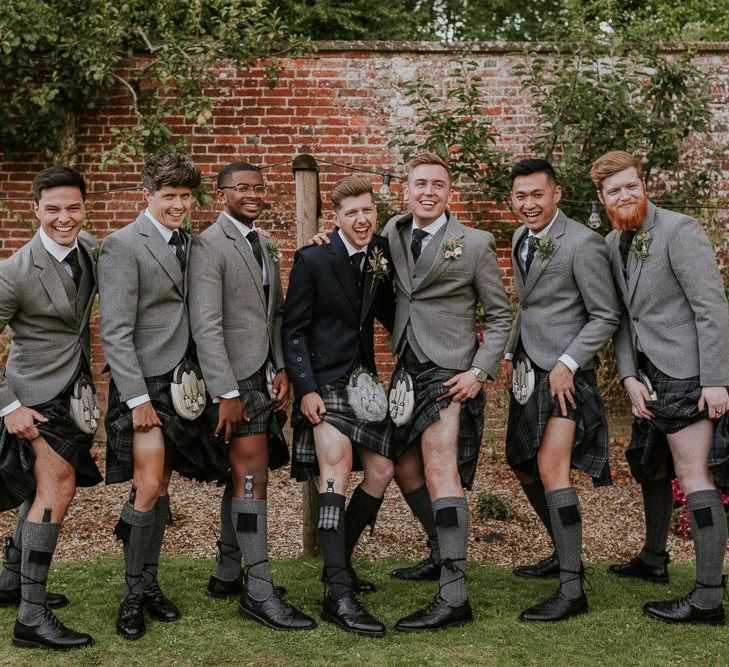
[283,176,395,637]
[99,154,214,640]
[594,151,729,625]
[0,166,102,650]
[504,159,620,621]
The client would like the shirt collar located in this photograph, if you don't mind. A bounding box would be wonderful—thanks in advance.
[144,208,175,243]
[38,226,78,262]
[337,229,368,257]
[412,212,448,237]
[528,210,559,239]
[223,211,259,238]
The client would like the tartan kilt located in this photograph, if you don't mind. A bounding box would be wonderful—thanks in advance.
[506,367,612,487]
[290,384,393,482]
[105,372,226,484]
[626,357,729,492]
[200,367,290,478]
[0,386,102,511]
[391,351,485,491]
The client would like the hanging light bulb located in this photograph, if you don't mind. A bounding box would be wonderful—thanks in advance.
[380,173,392,198]
[587,201,601,229]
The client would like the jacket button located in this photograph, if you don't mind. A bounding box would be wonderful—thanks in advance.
[523,305,528,310]
[296,356,302,362]
[293,338,299,344]
[632,317,639,323]
[300,372,306,378]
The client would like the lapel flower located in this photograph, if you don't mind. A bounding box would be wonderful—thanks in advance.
[534,236,556,262]
[443,238,464,260]
[91,245,99,263]
[266,238,282,263]
[367,247,390,292]
[631,231,651,261]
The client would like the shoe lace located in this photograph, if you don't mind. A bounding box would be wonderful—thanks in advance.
[121,593,144,615]
[642,548,670,566]
[436,557,467,599]
[321,565,354,598]
[19,571,49,613]
[560,565,593,594]
[215,539,240,565]
[2,537,19,577]
[695,575,728,602]
[242,559,276,600]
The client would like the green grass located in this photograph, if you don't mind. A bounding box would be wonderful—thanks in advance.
[0,558,727,666]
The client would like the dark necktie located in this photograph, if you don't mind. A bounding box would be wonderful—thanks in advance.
[619,230,636,276]
[247,230,264,270]
[350,251,365,291]
[411,228,429,263]
[524,235,537,276]
[64,248,82,290]
[169,230,186,272]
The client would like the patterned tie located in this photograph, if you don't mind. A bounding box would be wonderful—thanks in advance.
[64,248,82,289]
[524,235,537,276]
[411,228,429,263]
[247,229,264,270]
[619,230,636,276]
[169,230,186,272]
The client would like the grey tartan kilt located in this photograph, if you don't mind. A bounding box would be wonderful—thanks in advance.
[391,349,485,491]
[506,366,612,487]
[290,384,394,482]
[200,367,290,477]
[0,384,102,511]
[627,356,729,492]
[105,372,227,484]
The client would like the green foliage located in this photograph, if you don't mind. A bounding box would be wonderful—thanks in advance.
[476,492,513,521]
[0,0,308,165]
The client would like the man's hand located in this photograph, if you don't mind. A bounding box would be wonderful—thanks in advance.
[549,361,577,417]
[698,386,729,420]
[623,376,654,420]
[306,232,330,247]
[132,401,163,433]
[4,406,48,441]
[439,371,483,403]
[272,370,290,411]
[505,359,513,387]
[215,397,250,444]
[301,392,326,425]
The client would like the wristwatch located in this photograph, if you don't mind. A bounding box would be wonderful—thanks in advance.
[470,367,489,383]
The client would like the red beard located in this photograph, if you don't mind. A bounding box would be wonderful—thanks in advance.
[606,197,648,232]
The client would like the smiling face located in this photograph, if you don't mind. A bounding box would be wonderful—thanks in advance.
[334,192,377,250]
[144,185,193,230]
[511,171,561,233]
[34,185,86,247]
[405,163,452,228]
[597,166,648,232]
[217,169,266,224]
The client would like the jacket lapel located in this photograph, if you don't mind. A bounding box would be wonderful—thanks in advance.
[627,203,656,304]
[31,233,76,328]
[390,214,413,295]
[609,232,629,303]
[261,234,276,319]
[414,214,462,293]
[520,211,566,301]
[138,213,184,296]
[329,231,361,315]
[216,213,267,308]
[512,226,528,294]
[76,236,97,332]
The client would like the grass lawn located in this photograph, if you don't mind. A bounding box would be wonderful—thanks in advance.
[0,557,727,666]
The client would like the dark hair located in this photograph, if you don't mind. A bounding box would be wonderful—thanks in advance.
[509,159,559,185]
[330,176,374,210]
[32,166,87,202]
[216,161,262,189]
[142,154,201,192]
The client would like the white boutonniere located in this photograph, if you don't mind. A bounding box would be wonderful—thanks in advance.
[631,231,651,261]
[443,238,464,260]
[367,247,391,292]
[534,236,556,262]
[267,239,282,263]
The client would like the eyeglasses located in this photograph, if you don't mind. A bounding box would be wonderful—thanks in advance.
[219,184,267,195]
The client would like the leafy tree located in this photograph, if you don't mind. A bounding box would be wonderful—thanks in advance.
[0,0,307,165]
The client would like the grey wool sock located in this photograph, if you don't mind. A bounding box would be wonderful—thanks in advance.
[17,521,61,626]
[142,495,169,589]
[214,481,243,582]
[433,496,469,606]
[115,502,155,597]
[404,485,440,562]
[344,485,383,562]
[546,487,584,600]
[639,478,673,567]
[687,489,727,609]
[231,498,274,600]
[520,479,554,546]
[318,492,351,598]
[0,499,31,590]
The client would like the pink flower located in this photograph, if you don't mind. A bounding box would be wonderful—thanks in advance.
[444,250,453,259]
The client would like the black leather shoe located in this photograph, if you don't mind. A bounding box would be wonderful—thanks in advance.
[238,590,316,630]
[0,587,68,609]
[520,587,588,622]
[513,552,560,579]
[608,552,669,583]
[349,567,376,593]
[207,575,287,599]
[117,593,146,640]
[390,555,440,581]
[13,611,93,650]
[395,594,473,632]
[143,581,180,622]
[644,594,725,626]
[321,593,385,637]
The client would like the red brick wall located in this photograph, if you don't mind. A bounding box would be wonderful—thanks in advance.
[2,41,728,439]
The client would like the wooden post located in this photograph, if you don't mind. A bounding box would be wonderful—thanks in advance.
[292,154,321,557]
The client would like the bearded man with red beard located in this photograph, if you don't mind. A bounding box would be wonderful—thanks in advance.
[594,150,729,625]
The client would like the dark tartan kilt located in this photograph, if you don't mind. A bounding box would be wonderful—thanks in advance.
[627,357,729,492]
[0,386,103,511]
[290,384,394,482]
[506,366,612,487]
[391,350,484,491]
[105,372,227,484]
[199,367,290,478]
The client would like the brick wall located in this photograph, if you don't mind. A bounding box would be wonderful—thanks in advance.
[2,41,728,440]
